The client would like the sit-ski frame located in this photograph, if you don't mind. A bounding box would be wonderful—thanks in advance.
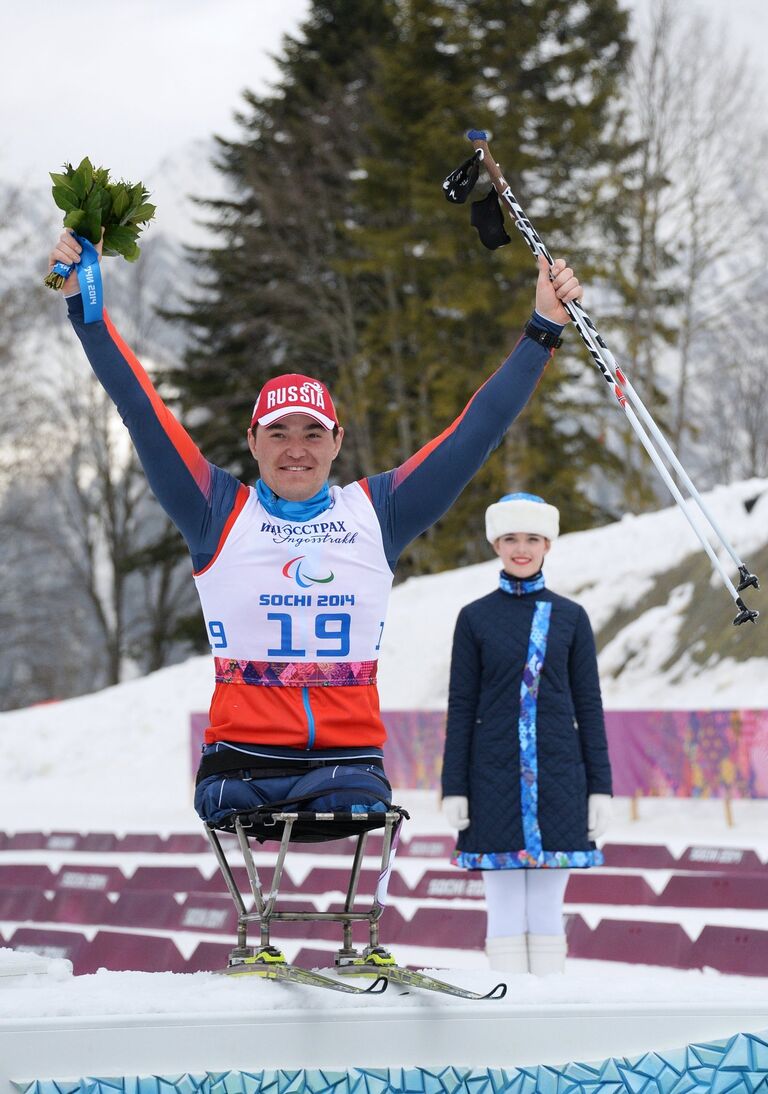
[204,808,407,963]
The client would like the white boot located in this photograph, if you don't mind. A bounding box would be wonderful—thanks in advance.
[485,935,529,974]
[527,933,567,976]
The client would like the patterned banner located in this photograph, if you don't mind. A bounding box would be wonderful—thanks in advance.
[605,709,768,799]
[189,709,768,798]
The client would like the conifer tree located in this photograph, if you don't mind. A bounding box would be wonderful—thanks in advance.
[173,0,633,575]
[173,0,396,480]
[348,0,632,572]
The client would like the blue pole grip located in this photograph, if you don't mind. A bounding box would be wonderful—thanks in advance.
[467,129,488,141]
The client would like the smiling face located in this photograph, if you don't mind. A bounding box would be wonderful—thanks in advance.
[493,532,550,579]
[247,413,344,501]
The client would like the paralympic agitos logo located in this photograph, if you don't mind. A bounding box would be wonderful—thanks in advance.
[282,555,335,588]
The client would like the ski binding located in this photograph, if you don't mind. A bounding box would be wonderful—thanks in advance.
[217,945,388,995]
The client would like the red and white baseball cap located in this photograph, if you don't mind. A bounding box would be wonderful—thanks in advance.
[250,373,339,430]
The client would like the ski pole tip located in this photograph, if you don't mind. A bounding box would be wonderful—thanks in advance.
[467,129,488,142]
[737,568,759,593]
[733,601,759,626]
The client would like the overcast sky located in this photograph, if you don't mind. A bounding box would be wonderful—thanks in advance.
[2,0,764,208]
[0,0,312,190]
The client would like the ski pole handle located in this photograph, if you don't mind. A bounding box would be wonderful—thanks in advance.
[468,130,623,396]
[468,130,553,265]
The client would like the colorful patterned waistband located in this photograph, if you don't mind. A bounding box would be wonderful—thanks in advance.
[214,658,378,687]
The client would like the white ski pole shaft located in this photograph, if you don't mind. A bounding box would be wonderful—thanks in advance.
[621,399,740,601]
[563,299,742,606]
[566,297,745,571]
[570,296,749,578]
[466,130,759,619]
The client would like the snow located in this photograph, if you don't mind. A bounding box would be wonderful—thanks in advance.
[0,482,767,1023]
[379,477,768,711]
[0,659,209,831]
[1,947,767,1022]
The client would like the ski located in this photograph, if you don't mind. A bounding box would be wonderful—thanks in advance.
[336,949,507,1000]
[216,948,388,995]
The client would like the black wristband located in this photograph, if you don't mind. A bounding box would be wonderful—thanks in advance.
[525,320,562,350]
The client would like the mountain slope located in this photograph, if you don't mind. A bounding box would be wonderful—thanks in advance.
[378,478,768,710]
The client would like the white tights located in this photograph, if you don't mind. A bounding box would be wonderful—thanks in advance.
[483,869,569,937]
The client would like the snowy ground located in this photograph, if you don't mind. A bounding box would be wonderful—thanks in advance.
[1,793,767,1022]
[2,947,768,1022]
[377,477,768,711]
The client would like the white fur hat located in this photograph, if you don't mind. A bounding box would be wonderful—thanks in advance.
[485,492,560,543]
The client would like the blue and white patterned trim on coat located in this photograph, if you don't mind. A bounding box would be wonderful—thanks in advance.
[499,570,546,596]
[452,848,604,869]
[518,600,551,860]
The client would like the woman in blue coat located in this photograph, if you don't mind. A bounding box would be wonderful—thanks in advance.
[441,493,612,975]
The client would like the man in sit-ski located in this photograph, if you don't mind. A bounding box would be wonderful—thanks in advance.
[48,230,582,825]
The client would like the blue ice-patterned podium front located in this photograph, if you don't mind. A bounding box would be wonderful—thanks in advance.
[13,1029,768,1094]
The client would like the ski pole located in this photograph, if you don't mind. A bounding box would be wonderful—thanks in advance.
[460,129,759,626]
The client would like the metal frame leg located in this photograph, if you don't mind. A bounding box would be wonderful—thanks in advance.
[205,808,407,968]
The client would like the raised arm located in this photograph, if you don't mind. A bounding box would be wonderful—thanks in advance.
[364,256,582,567]
[49,231,245,571]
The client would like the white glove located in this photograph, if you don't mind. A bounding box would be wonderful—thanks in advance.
[442,795,470,831]
[587,794,612,841]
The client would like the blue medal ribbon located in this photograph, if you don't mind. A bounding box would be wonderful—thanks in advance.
[50,234,103,324]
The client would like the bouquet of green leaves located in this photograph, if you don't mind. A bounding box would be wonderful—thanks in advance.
[44,157,156,290]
